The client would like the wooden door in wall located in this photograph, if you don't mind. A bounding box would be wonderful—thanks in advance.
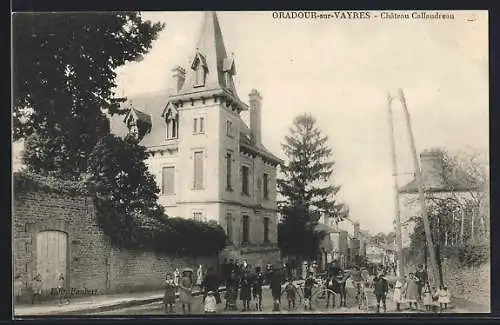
[36,231,68,291]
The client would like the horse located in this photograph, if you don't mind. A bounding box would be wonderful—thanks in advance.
[327,273,349,308]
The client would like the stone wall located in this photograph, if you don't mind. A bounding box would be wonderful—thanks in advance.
[442,259,490,309]
[13,188,217,299]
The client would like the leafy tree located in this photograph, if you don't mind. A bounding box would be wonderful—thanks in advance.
[277,113,344,260]
[407,148,489,267]
[87,134,165,247]
[13,12,164,179]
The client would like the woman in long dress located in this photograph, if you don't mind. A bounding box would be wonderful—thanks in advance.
[405,273,420,310]
[179,270,194,314]
[173,268,180,286]
[196,265,204,289]
[438,285,451,312]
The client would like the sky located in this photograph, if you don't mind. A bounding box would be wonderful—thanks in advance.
[13,11,489,235]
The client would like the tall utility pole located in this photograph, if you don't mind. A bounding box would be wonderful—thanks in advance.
[398,88,441,288]
[386,92,405,278]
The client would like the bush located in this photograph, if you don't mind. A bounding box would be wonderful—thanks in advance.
[95,199,226,257]
[456,242,489,267]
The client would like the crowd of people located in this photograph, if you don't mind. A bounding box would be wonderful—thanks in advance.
[391,264,451,313]
[163,259,289,314]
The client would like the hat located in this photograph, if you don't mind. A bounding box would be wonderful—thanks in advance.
[207,290,214,295]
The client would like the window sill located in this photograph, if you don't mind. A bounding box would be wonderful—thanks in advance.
[193,132,205,135]
[192,187,205,191]
[160,193,176,197]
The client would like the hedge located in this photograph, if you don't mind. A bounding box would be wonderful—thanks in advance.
[13,171,90,196]
[95,199,226,257]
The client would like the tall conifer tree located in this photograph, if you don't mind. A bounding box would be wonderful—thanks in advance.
[278,113,344,259]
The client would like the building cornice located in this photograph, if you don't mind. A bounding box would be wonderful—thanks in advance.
[175,199,278,212]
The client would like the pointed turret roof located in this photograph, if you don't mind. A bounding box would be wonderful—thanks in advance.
[177,11,241,101]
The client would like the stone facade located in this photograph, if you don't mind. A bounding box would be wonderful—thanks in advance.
[13,188,216,298]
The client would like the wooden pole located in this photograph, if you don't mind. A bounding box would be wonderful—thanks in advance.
[387,92,406,278]
[398,88,441,288]
[460,209,465,244]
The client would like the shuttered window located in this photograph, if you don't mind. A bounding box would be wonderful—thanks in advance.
[194,151,204,189]
[162,167,175,195]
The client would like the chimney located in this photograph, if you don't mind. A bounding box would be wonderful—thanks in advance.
[420,150,445,189]
[172,66,186,93]
[249,89,262,145]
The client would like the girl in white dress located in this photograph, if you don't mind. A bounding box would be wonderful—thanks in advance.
[438,285,451,312]
[392,279,404,311]
[422,282,433,311]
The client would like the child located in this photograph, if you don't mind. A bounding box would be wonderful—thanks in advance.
[422,282,433,312]
[252,267,264,311]
[431,286,440,313]
[163,273,176,314]
[204,291,217,314]
[31,274,42,305]
[14,275,23,304]
[303,272,315,311]
[57,273,70,306]
[438,285,451,312]
[284,280,298,311]
[392,279,404,311]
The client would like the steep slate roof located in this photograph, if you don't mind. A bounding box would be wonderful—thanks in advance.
[399,163,480,194]
[109,89,173,148]
[177,11,242,106]
[110,12,282,166]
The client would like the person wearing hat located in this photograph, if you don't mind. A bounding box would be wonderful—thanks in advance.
[373,270,389,313]
[252,266,264,311]
[179,269,194,314]
[406,273,420,310]
[239,271,252,312]
[392,277,404,311]
[204,290,217,314]
[303,271,316,311]
[269,267,284,311]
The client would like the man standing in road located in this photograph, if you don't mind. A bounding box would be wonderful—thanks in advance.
[202,267,221,305]
[373,270,389,313]
[415,264,428,301]
[269,267,284,312]
[350,266,363,304]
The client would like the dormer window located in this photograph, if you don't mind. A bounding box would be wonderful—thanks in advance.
[162,101,179,140]
[195,65,206,87]
[124,107,151,141]
[191,52,208,88]
[223,57,236,89]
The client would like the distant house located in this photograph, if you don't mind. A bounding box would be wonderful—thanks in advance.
[399,149,481,248]
[317,215,368,268]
